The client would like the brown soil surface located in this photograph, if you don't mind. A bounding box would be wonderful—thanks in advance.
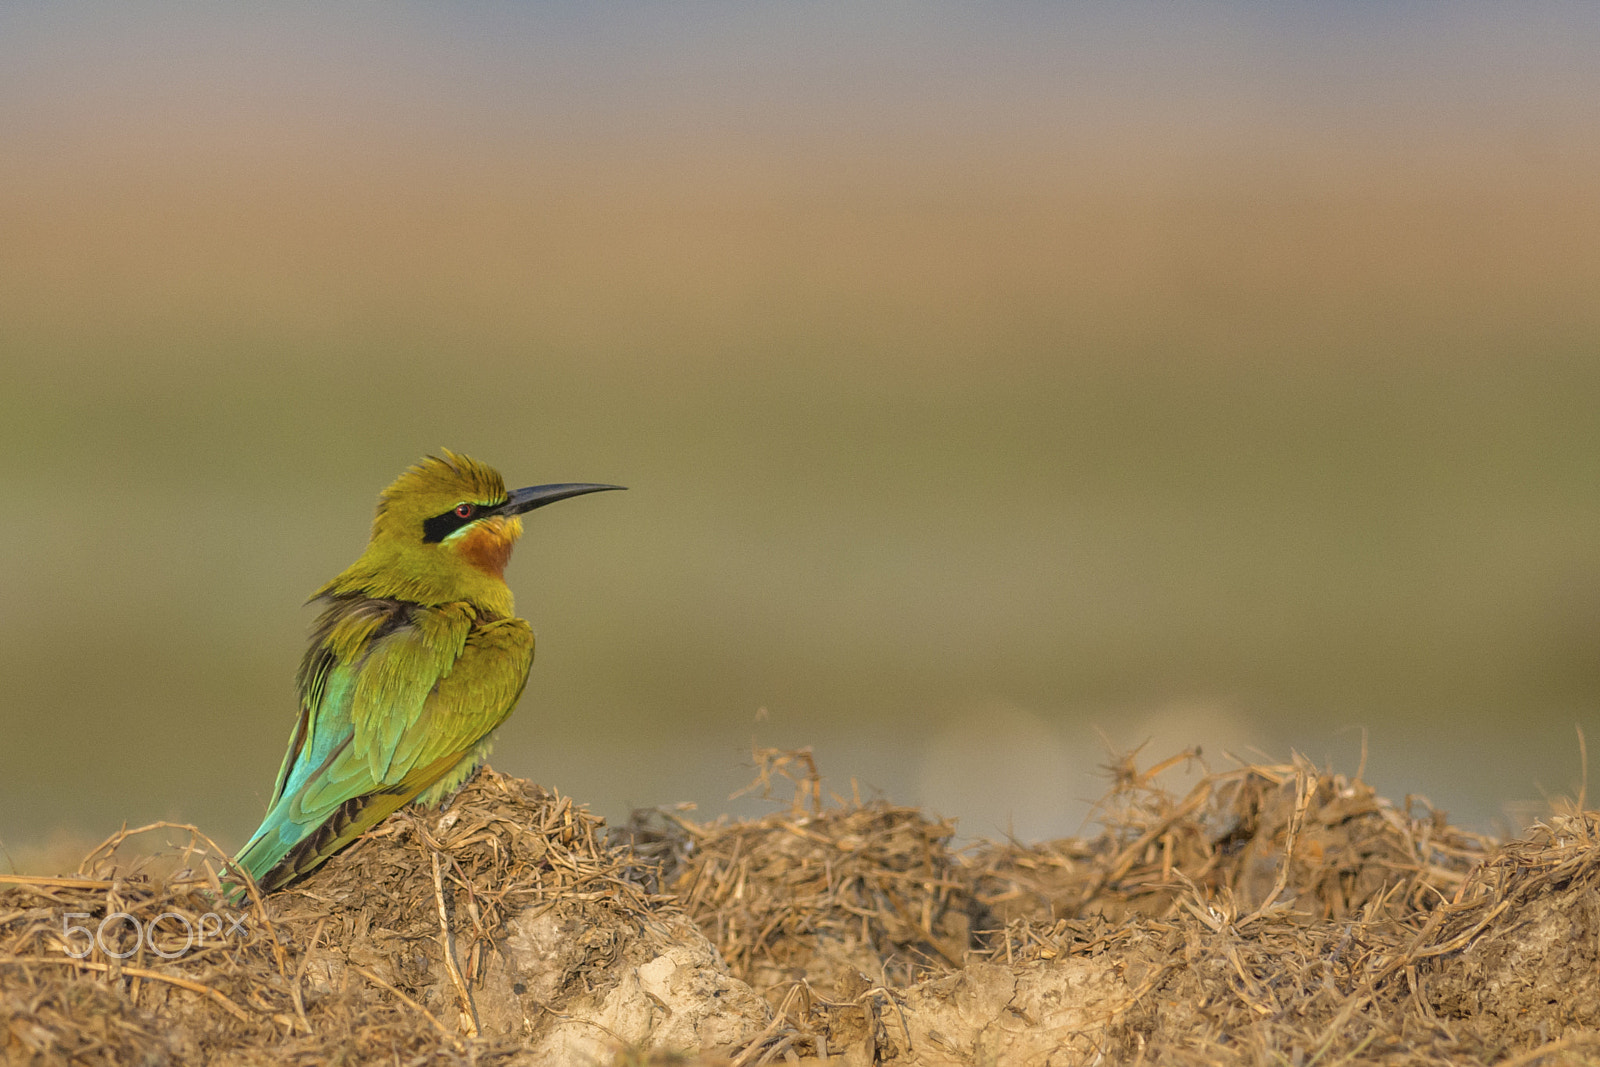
[4,748,1599,1065]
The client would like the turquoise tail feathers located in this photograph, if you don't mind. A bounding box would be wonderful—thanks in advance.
[230,787,414,894]
[228,808,300,895]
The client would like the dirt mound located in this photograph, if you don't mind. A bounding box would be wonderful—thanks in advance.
[626,748,983,1003]
[1,771,769,1065]
[1424,812,1600,1048]
[4,747,1600,1065]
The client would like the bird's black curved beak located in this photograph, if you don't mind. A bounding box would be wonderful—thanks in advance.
[499,483,625,516]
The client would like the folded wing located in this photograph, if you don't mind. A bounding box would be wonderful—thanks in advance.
[234,598,533,891]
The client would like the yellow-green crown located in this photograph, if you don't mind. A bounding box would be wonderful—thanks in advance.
[372,449,507,536]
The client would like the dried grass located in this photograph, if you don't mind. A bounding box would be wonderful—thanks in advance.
[626,747,980,999]
[0,772,668,1065]
[4,746,1600,1066]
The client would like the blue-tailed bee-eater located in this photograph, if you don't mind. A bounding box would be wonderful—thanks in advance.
[232,450,621,891]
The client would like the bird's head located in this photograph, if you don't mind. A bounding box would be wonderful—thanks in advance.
[320,449,622,614]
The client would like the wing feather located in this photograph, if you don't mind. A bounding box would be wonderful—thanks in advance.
[235,598,532,891]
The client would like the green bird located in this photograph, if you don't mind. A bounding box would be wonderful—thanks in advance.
[232,450,621,892]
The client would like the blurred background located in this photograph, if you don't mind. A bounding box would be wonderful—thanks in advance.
[4,4,1600,869]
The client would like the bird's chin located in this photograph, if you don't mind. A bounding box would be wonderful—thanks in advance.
[456,518,520,579]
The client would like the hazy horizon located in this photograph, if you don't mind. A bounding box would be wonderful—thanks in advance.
[4,4,1599,868]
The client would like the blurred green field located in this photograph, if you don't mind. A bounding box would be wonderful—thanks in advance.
[3,6,1599,867]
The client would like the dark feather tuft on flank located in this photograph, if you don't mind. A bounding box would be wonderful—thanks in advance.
[296,597,415,711]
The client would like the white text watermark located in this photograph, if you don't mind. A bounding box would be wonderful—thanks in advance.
[61,910,249,960]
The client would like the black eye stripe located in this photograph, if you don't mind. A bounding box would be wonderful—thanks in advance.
[422,500,504,543]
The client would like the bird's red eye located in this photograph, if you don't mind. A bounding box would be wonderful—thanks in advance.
[454,503,475,519]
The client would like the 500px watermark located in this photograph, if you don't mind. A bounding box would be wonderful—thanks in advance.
[60,911,249,960]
